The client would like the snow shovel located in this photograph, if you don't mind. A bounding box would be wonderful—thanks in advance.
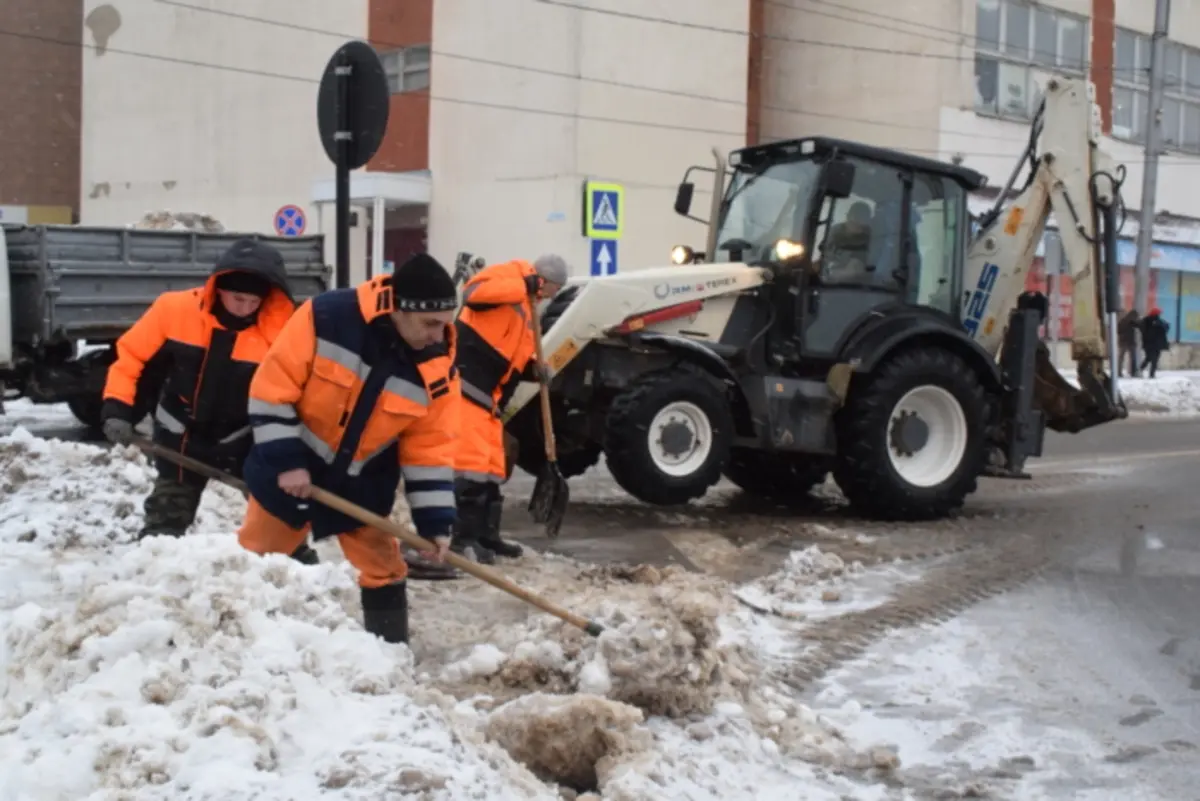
[129,437,457,581]
[130,437,604,637]
[526,319,569,538]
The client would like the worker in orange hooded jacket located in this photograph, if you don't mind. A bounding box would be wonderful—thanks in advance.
[100,239,300,545]
[237,253,461,644]
[451,255,567,564]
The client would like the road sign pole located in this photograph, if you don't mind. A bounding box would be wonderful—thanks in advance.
[334,54,352,290]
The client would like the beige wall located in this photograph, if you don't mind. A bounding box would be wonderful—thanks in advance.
[80,0,365,233]
[426,0,748,276]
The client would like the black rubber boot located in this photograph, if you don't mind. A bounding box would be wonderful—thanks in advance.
[289,543,320,565]
[361,581,409,644]
[479,500,522,558]
[450,503,496,565]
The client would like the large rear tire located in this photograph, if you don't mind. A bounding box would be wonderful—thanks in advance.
[603,365,734,506]
[723,449,830,500]
[833,348,989,521]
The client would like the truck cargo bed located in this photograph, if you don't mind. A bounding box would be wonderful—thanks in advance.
[3,224,330,344]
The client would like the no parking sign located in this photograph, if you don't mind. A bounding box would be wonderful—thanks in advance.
[274,204,306,236]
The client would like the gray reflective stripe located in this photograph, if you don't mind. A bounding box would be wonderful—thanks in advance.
[460,380,496,411]
[218,426,251,444]
[299,427,336,463]
[346,437,400,476]
[254,422,301,444]
[154,404,186,434]
[248,398,296,419]
[382,376,430,407]
[315,338,371,381]
[455,470,503,483]
[402,465,455,482]
[407,489,456,509]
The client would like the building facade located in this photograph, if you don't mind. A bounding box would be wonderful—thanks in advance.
[0,0,81,225]
[79,0,746,283]
[759,0,1200,352]
[76,0,1200,355]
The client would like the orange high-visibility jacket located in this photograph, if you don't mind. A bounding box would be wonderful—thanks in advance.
[454,260,539,415]
[102,261,295,478]
[242,276,460,539]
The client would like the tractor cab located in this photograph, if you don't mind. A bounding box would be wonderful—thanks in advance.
[674,137,987,372]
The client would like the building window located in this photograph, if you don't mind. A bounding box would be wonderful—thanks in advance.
[1112,28,1200,153]
[379,45,430,94]
[974,0,1089,121]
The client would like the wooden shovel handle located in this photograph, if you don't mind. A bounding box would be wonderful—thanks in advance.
[132,437,602,636]
[530,315,558,463]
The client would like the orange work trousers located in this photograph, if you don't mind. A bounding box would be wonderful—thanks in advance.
[237,497,407,587]
[454,401,507,483]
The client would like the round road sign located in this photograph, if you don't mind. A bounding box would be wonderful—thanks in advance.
[275,205,306,236]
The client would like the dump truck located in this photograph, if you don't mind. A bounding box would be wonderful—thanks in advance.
[0,218,329,428]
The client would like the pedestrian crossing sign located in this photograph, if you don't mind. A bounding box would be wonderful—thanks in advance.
[583,180,624,239]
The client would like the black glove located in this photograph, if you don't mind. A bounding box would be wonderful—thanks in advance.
[524,274,544,296]
[102,417,135,445]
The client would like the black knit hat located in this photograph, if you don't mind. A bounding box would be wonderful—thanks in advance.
[391,253,457,312]
[215,270,272,298]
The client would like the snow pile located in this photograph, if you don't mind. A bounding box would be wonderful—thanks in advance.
[732,546,865,619]
[432,564,755,717]
[1059,368,1200,415]
[0,430,896,799]
[0,534,554,799]
[132,211,225,232]
[1118,374,1200,415]
[0,428,152,548]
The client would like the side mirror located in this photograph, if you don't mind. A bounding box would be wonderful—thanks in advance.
[823,161,856,199]
[674,182,695,215]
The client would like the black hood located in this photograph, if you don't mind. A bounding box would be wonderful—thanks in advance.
[212,238,295,303]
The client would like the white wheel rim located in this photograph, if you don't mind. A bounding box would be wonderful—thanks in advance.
[886,385,968,488]
[648,401,713,477]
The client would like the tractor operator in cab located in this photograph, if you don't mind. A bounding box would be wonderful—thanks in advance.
[451,255,568,564]
[100,239,300,547]
[236,254,461,644]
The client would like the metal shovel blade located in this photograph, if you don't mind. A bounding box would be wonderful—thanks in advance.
[529,462,569,537]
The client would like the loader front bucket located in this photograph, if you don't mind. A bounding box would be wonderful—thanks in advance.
[1033,343,1127,433]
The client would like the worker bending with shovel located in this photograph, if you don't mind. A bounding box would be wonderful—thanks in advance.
[237,254,462,644]
[100,239,304,550]
[451,255,567,563]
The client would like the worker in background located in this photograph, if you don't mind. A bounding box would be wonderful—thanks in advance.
[1139,307,1171,379]
[1117,308,1141,377]
[100,239,309,555]
[236,254,461,644]
[451,255,568,564]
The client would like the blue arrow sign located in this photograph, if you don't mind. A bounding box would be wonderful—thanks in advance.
[590,239,617,276]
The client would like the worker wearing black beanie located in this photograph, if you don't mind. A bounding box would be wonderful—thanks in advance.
[237,251,465,643]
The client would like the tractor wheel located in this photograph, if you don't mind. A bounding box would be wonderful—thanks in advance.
[603,365,734,506]
[833,348,990,521]
[513,438,603,480]
[723,449,830,500]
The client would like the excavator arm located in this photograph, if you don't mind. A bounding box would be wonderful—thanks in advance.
[962,76,1127,433]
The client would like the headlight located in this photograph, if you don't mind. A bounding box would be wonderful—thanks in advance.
[670,245,695,265]
[773,239,805,261]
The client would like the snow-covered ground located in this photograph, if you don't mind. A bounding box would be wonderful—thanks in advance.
[0,428,916,800]
[1060,369,1200,416]
[1,391,1194,797]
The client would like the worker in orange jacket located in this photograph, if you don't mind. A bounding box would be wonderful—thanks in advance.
[451,255,568,564]
[100,239,301,546]
[237,254,461,644]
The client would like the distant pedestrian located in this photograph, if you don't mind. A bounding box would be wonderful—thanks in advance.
[1117,309,1140,377]
[1139,307,1171,378]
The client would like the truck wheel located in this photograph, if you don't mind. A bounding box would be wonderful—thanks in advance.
[723,449,829,500]
[833,348,989,521]
[514,439,603,479]
[67,394,105,430]
[603,366,734,506]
